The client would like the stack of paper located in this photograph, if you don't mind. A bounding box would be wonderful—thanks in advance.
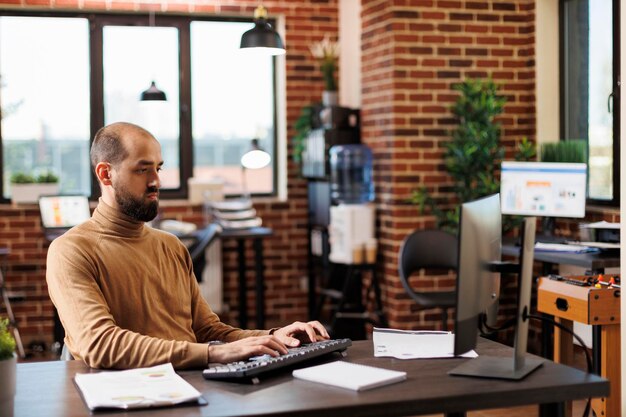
[292,361,406,391]
[74,363,203,410]
[372,327,477,359]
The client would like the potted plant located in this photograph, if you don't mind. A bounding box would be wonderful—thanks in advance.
[10,170,59,204]
[310,34,340,106]
[411,78,535,233]
[0,318,16,417]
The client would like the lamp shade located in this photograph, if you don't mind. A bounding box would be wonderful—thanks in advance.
[240,5,286,56]
[140,81,167,101]
[241,139,271,169]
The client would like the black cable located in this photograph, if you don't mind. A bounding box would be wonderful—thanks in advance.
[526,313,593,417]
[479,313,516,334]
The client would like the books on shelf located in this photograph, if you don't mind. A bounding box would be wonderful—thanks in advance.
[292,360,406,391]
[74,363,205,411]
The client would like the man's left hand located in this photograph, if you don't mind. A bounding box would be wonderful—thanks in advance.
[272,321,330,347]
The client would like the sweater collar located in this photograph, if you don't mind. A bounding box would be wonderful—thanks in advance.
[93,198,146,238]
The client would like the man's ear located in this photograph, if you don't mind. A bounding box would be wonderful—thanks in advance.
[95,163,112,186]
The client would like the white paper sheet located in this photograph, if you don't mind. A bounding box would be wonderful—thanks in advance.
[74,363,202,410]
[373,327,478,359]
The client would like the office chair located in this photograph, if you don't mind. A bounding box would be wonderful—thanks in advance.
[187,223,221,281]
[398,229,458,330]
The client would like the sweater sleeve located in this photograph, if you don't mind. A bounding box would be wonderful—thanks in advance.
[46,237,210,370]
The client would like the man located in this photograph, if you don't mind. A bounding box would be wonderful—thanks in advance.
[46,122,328,370]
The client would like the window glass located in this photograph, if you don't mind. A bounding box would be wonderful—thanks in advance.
[562,0,615,202]
[587,1,613,200]
[0,16,90,198]
[103,25,181,189]
[191,21,275,195]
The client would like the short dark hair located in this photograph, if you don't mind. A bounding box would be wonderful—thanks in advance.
[90,123,129,170]
[90,122,153,170]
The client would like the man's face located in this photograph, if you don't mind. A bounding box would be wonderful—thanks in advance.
[109,132,163,222]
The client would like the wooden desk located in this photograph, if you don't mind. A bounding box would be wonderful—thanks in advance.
[220,227,273,329]
[14,339,608,417]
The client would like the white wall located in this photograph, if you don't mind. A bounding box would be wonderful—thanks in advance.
[536,0,560,147]
[339,0,361,108]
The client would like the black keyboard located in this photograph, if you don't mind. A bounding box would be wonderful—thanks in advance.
[202,338,352,383]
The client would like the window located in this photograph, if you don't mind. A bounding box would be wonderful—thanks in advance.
[0,13,279,201]
[560,0,620,205]
[191,21,275,196]
[103,24,181,189]
[0,16,90,198]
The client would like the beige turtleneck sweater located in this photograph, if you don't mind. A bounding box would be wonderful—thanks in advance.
[46,199,268,370]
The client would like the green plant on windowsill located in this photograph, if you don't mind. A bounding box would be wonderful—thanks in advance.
[540,140,587,163]
[410,78,535,234]
[10,170,59,184]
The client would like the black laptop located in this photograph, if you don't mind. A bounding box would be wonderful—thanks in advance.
[38,195,91,241]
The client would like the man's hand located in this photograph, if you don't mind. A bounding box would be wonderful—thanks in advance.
[207,335,288,364]
[272,320,330,347]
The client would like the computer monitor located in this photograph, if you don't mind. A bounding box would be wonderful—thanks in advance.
[500,161,587,218]
[450,194,543,380]
[38,195,91,240]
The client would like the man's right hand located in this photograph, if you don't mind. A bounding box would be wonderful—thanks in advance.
[207,335,289,364]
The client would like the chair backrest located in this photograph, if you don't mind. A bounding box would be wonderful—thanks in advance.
[397,229,458,308]
[188,223,221,281]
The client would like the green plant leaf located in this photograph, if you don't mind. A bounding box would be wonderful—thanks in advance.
[0,318,16,360]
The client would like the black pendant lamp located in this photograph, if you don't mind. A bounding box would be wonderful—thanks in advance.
[140,10,167,101]
[140,81,167,101]
[240,4,286,56]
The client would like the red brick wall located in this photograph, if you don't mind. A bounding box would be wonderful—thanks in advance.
[360,0,620,339]
[360,0,539,330]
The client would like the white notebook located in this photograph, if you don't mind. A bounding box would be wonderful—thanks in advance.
[292,361,407,391]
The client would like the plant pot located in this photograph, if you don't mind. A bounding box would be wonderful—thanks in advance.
[322,90,338,107]
[0,353,16,417]
[10,183,59,204]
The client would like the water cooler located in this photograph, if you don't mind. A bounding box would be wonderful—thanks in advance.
[303,106,384,339]
[327,144,376,265]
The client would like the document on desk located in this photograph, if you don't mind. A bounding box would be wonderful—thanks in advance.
[74,363,204,410]
[373,327,478,359]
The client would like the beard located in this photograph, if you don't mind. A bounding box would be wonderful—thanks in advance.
[113,182,159,222]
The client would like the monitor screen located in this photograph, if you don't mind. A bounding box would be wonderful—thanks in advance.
[39,195,91,229]
[453,193,501,356]
[500,161,587,218]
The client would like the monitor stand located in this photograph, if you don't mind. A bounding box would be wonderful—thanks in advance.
[450,217,544,381]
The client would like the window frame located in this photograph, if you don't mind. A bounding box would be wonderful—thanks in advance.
[559,0,621,207]
[0,10,280,202]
